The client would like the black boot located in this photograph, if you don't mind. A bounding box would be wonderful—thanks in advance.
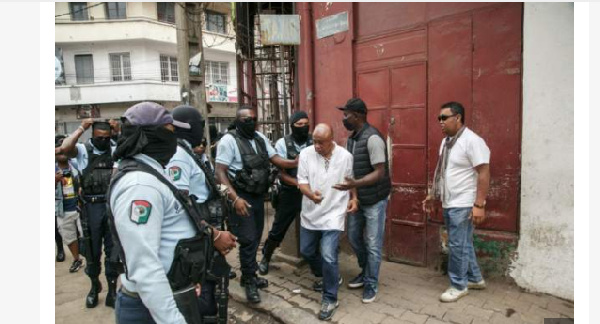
[255,277,269,289]
[86,277,103,308]
[105,277,117,308]
[56,249,65,262]
[241,276,261,304]
[258,239,278,275]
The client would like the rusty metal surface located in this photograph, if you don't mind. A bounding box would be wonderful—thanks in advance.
[311,2,355,143]
[427,15,473,225]
[293,2,522,266]
[470,4,522,232]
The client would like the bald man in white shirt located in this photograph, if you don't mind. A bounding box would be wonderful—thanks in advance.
[297,123,358,321]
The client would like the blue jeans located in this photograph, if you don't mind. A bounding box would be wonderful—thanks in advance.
[115,283,217,324]
[299,227,341,303]
[115,290,156,324]
[347,198,388,290]
[443,207,483,290]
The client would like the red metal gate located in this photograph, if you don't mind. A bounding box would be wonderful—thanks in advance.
[298,2,522,267]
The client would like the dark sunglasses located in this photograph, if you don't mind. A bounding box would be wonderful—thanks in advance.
[437,114,457,122]
[240,117,258,123]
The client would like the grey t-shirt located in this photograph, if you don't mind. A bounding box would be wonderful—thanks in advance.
[367,135,386,165]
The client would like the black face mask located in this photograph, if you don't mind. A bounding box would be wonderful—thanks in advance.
[235,118,256,139]
[342,118,356,131]
[175,121,204,148]
[141,127,178,167]
[291,125,309,143]
[92,137,111,151]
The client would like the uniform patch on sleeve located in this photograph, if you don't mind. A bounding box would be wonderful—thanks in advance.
[130,200,152,224]
[168,166,182,181]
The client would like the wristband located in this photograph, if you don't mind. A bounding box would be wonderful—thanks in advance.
[78,125,85,132]
[213,230,222,242]
[232,196,240,206]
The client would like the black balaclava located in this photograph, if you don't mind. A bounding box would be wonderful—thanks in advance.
[175,121,204,147]
[290,110,309,144]
[113,124,177,167]
[235,118,256,139]
[172,105,205,147]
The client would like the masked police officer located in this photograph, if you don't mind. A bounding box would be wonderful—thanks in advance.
[258,111,312,275]
[166,105,237,319]
[56,118,119,308]
[108,102,237,324]
[215,105,298,303]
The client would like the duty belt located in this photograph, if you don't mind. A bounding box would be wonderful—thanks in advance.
[120,286,140,299]
[83,195,106,203]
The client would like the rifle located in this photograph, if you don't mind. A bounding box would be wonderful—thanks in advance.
[178,140,231,324]
[77,195,95,270]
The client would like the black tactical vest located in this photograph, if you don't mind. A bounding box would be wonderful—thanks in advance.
[81,142,114,196]
[347,124,391,205]
[282,134,312,189]
[228,130,271,195]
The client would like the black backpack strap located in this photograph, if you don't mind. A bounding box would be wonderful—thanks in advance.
[228,130,253,157]
[177,139,220,200]
[82,142,95,175]
[284,135,296,159]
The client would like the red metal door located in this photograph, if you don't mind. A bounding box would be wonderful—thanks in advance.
[299,2,523,267]
[356,28,429,265]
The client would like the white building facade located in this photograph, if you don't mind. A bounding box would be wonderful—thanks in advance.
[55,2,238,139]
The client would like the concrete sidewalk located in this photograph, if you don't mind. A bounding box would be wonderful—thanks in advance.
[225,251,574,324]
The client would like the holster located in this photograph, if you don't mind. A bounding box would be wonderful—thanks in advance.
[167,234,212,291]
[173,285,203,324]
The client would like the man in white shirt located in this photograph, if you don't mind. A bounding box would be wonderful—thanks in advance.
[297,123,358,321]
[423,102,491,303]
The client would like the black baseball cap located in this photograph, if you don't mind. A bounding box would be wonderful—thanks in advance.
[337,98,367,114]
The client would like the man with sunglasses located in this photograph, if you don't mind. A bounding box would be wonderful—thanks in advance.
[423,101,490,303]
[215,105,298,304]
[56,118,119,308]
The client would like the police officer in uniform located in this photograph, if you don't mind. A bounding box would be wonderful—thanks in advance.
[108,102,237,324]
[166,105,237,318]
[258,111,312,275]
[56,118,119,308]
[215,105,298,303]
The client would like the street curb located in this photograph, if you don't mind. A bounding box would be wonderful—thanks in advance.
[228,279,323,324]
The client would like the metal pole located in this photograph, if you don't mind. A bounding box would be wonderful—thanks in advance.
[280,45,289,136]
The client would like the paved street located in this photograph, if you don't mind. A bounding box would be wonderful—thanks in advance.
[56,246,574,324]
[55,252,281,324]
[56,204,574,324]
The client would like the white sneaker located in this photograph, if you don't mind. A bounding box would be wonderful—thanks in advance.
[467,279,486,290]
[439,286,468,302]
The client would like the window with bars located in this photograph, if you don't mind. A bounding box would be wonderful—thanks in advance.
[157,3,175,24]
[205,10,226,34]
[205,61,229,85]
[109,53,132,82]
[70,2,89,21]
[160,55,178,82]
[74,54,94,84]
[105,2,126,19]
